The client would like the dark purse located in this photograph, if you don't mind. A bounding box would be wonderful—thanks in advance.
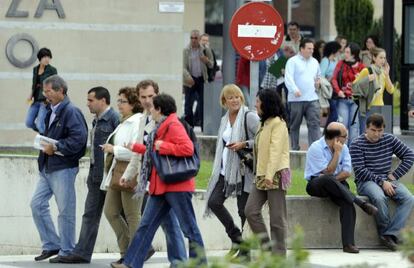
[236,111,253,170]
[150,122,200,184]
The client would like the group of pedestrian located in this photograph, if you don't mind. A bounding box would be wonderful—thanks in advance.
[24,22,413,268]
[241,21,396,151]
[28,70,208,268]
[183,30,218,131]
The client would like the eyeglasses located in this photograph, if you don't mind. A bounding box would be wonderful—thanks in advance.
[117,99,129,104]
[190,37,198,40]
[339,135,348,139]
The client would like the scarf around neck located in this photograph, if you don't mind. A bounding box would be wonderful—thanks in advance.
[134,115,167,198]
[204,105,249,217]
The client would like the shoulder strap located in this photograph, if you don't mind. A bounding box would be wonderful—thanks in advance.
[368,66,374,75]
[244,111,250,139]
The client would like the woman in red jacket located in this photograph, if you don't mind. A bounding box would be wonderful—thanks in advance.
[331,42,365,145]
[117,94,206,268]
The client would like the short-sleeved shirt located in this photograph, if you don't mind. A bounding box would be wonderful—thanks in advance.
[304,136,352,180]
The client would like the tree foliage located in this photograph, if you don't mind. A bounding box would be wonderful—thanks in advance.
[334,0,374,43]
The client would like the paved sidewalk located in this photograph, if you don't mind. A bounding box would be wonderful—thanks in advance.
[0,250,411,268]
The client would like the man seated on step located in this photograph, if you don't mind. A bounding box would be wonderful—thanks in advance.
[305,122,378,254]
[350,113,414,251]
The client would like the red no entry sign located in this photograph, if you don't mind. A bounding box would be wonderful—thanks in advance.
[230,2,284,61]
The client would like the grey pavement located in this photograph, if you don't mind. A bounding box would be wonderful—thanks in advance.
[0,250,411,268]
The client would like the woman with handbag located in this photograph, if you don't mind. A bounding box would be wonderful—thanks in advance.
[353,47,394,133]
[331,42,365,145]
[117,94,206,268]
[100,87,144,266]
[245,89,290,257]
[204,84,259,259]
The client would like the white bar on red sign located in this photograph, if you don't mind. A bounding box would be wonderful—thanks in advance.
[237,25,277,38]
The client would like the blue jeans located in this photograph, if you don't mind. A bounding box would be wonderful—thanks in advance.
[123,192,207,268]
[25,101,47,134]
[326,99,338,126]
[30,167,79,256]
[358,181,414,237]
[337,99,359,146]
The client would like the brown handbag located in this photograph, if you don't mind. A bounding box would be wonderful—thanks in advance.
[110,160,137,192]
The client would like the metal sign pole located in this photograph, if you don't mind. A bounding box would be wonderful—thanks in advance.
[249,60,259,110]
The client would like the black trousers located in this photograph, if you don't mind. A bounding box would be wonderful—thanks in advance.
[184,76,204,129]
[306,174,357,246]
[208,175,249,243]
[73,167,106,261]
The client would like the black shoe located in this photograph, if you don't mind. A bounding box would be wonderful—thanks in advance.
[360,202,378,216]
[343,245,360,254]
[381,235,398,251]
[57,254,90,264]
[144,248,155,262]
[34,249,60,261]
[49,255,64,263]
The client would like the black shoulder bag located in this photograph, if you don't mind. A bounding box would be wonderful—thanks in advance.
[236,111,254,170]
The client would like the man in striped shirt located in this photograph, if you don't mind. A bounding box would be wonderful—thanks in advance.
[350,113,414,251]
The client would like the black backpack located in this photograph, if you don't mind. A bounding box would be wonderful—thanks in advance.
[204,49,219,82]
[178,118,201,174]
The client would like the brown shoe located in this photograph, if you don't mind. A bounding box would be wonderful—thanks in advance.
[343,245,360,253]
[360,202,378,216]
[111,263,130,268]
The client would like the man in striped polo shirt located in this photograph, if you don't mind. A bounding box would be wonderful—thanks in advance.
[350,113,414,251]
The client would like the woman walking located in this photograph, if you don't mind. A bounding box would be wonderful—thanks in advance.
[205,84,259,258]
[331,43,365,145]
[353,47,394,132]
[26,47,57,134]
[101,87,144,267]
[245,89,290,256]
[116,94,206,268]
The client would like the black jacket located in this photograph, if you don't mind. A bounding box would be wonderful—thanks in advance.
[32,64,58,102]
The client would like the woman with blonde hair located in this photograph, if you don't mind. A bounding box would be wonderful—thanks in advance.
[100,87,144,266]
[353,47,394,133]
[204,84,259,259]
[245,89,290,256]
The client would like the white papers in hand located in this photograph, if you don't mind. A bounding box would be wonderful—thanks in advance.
[33,134,64,156]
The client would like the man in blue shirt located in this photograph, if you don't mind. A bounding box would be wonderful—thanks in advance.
[305,122,377,254]
[285,38,321,150]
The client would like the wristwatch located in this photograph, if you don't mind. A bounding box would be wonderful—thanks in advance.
[378,180,385,187]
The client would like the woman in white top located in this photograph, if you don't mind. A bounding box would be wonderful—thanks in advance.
[204,84,260,259]
[101,87,143,266]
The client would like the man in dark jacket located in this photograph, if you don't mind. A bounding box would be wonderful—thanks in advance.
[30,75,88,262]
[54,87,119,263]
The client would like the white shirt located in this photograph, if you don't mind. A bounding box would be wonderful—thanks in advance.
[49,102,62,127]
[220,121,232,176]
[285,53,321,102]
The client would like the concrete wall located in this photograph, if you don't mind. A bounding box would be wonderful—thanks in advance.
[0,0,204,146]
[0,155,413,255]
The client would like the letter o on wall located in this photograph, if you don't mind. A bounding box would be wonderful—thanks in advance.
[6,33,39,68]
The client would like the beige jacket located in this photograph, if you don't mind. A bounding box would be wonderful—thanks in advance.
[183,44,213,82]
[254,116,290,180]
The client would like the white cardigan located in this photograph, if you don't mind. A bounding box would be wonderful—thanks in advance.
[100,112,144,191]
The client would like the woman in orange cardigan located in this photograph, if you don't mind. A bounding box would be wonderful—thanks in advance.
[117,94,206,268]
